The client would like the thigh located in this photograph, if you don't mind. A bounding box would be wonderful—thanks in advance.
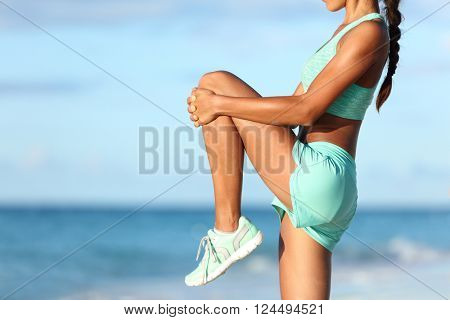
[279,215,332,299]
[199,71,297,209]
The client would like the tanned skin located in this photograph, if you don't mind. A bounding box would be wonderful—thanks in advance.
[186,0,389,299]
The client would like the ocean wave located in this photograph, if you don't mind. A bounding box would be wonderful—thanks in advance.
[385,237,445,264]
[335,237,450,265]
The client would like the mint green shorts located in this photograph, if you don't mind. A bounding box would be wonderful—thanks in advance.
[272,140,358,252]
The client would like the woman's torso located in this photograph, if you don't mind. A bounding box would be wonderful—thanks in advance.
[300,13,389,159]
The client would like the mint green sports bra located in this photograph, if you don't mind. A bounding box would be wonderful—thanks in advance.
[301,13,387,120]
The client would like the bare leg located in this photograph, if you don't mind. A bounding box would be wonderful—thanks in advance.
[197,70,331,299]
[199,87,244,232]
[278,216,332,299]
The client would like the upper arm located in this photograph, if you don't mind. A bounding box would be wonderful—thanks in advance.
[300,22,388,122]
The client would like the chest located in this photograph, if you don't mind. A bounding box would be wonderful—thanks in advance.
[301,44,338,91]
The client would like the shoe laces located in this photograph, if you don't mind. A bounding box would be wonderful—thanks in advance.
[195,233,219,282]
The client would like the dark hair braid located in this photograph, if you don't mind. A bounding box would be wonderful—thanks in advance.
[376,0,403,110]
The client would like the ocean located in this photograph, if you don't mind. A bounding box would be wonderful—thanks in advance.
[0,206,448,300]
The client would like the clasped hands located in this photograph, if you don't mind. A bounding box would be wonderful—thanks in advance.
[186,88,219,127]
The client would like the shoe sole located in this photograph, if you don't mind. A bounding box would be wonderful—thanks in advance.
[185,230,264,286]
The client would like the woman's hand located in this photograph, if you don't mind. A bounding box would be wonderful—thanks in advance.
[187,88,218,127]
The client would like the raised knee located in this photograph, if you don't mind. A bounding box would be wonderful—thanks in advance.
[198,70,233,89]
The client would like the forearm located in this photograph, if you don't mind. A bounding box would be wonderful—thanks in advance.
[214,95,315,126]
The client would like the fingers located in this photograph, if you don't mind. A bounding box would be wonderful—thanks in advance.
[186,101,199,126]
[188,113,202,128]
[187,87,206,128]
[188,113,201,126]
[190,89,198,102]
[196,89,206,95]
[189,87,213,104]
[187,95,196,105]
[191,87,212,96]
[188,104,197,113]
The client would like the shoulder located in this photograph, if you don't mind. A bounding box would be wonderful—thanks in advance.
[338,20,389,55]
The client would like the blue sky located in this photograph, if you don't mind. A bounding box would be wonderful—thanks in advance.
[0,0,449,206]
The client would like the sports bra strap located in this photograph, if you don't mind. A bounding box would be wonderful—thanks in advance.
[332,13,385,45]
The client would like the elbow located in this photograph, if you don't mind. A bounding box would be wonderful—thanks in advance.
[292,96,320,126]
[297,107,319,126]
[302,111,317,126]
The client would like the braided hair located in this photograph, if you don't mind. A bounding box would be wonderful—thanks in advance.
[376,0,403,110]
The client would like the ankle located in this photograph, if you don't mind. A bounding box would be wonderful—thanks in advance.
[214,217,240,233]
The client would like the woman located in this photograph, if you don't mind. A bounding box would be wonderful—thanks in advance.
[185,0,402,299]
